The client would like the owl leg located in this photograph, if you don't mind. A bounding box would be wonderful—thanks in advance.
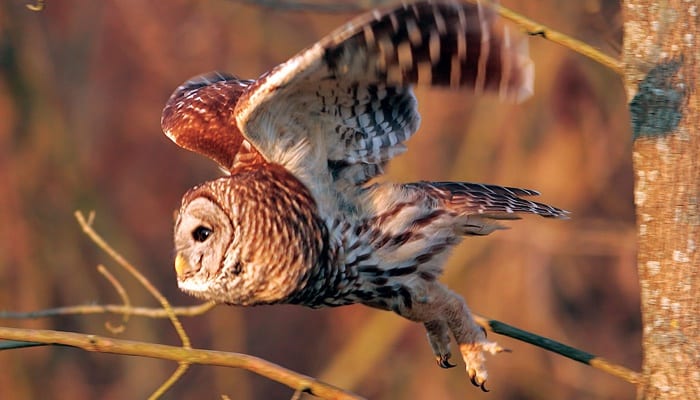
[424,320,455,368]
[407,282,507,391]
[443,289,507,391]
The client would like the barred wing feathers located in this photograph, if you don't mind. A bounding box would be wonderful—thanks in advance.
[234,0,534,212]
[410,181,568,226]
[161,73,264,170]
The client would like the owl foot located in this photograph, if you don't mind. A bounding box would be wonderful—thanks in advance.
[459,341,510,392]
[436,353,456,369]
[424,320,455,368]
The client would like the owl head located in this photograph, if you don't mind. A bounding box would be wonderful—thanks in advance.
[173,164,327,305]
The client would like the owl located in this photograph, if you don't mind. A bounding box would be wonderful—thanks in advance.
[161,0,566,391]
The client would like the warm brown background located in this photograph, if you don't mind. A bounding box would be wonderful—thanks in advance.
[0,1,637,399]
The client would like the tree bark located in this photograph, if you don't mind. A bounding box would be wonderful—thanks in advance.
[623,1,700,399]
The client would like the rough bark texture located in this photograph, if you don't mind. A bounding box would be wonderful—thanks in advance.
[623,1,700,399]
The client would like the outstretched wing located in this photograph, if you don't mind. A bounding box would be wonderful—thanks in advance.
[234,0,533,213]
[161,73,266,170]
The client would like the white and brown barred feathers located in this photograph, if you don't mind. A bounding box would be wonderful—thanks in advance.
[162,0,567,299]
[162,0,534,213]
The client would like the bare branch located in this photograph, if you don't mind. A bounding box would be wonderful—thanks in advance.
[75,211,189,346]
[97,264,130,334]
[481,0,623,75]
[152,363,190,400]
[230,0,622,74]
[25,0,44,11]
[472,315,640,384]
[0,340,47,350]
[0,302,216,320]
[1,300,640,385]
[0,326,365,400]
[74,211,192,397]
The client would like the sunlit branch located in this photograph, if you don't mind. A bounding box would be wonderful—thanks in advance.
[480,1,623,75]
[230,0,623,75]
[472,315,640,384]
[0,326,364,400]
[2,301,640,385]
[96,264,130,334]
[0,302,216,320]
[26,0,44,11]
[74,211,192,399]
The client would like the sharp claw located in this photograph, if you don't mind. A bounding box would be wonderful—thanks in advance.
[469,369,489,391]
[436,355,456,369]
[469,372,479,387]
[480,382,489,392]
[461,341,501,391]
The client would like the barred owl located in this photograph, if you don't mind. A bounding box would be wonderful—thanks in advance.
[161,0,566,391]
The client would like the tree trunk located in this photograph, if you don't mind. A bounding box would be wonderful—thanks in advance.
[623,1,699,399]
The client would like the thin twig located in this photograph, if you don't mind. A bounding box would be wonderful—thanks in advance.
[472,315,640,384]
[472,0,623,75]
[0,302,216,320]
[74,211,191,398]
[290,387,307,400]
[26,0,44,11]
[231,0,623,75]
[0,340,47,350]
[151,363,190,400]
[0,326,365,400]
[97,264,130,334]
[74,211,188,346]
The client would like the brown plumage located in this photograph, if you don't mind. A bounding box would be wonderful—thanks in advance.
[162,0,566,391]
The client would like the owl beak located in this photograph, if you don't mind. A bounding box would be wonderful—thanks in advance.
[174,253,191,277]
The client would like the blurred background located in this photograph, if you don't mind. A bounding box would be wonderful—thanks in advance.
[0,0,638,399]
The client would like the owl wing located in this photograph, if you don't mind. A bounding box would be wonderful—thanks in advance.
[234,0,533,210]
[407,181,568,222]
[161,73,269,171]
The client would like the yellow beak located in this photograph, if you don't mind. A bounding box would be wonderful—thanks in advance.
[174,253,190,277]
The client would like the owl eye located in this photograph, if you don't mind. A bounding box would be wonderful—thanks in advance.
[192,225,213,242]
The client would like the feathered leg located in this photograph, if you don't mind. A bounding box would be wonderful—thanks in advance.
[359,182,565,387]
[424,319,456,368]
[404,282,507,391]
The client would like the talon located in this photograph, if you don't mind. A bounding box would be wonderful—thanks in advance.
[469,372,479,387]
[436,355,456,369]
[480,382,489,392]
